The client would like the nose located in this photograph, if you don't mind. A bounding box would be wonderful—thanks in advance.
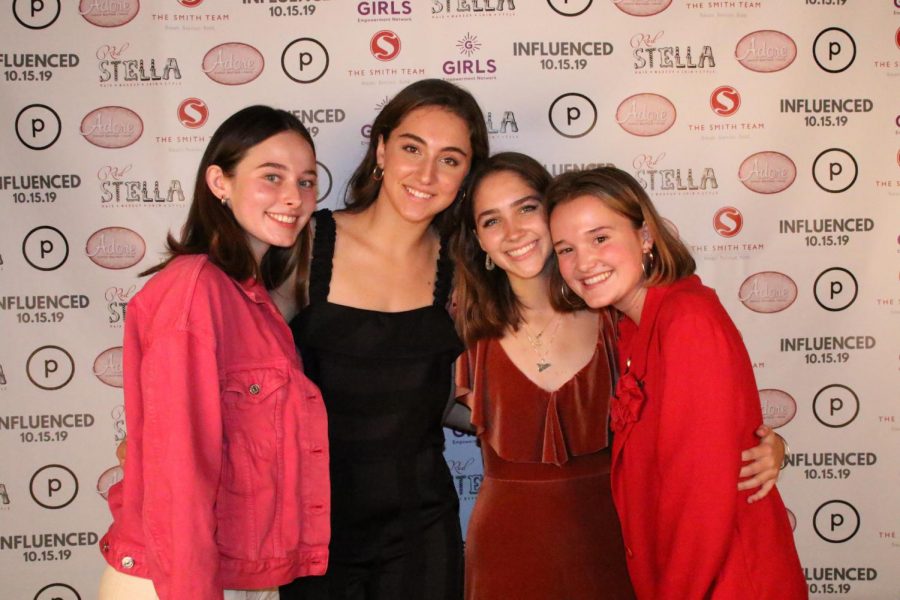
[502,217,524,240]
[574,248,596,273]
[283,182,303,207]
[417,159,436,185]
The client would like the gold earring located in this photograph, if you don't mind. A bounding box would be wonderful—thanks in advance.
[372,165,384,181]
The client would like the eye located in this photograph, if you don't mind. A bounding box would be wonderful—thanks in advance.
[264,173,281,183]
[555,246,572,256]
[441,156,460,167]
[593,235,608,245]
[520,203,540,214]
[480,217,499,229]
[402,144,420,154]
[298,178,316,190]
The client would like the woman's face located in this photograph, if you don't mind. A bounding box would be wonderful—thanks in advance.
[210,130,318,264]
[550,194,651,321]
[376,106,472,225]
[473,170,551,283]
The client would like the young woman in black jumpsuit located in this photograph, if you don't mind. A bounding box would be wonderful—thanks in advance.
[280,79,489,600]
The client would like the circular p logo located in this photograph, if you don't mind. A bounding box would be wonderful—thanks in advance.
[282,38,329,84]
[549,93,597,138]
[813,28,856,73]
[30,465,79,509]
[813,384,859,428]
[27,345,75,390]
[812,148,858,193]
[23,226,69,271]
[814,267,858,311]
[16,104,62,150]
[813,500,860,543]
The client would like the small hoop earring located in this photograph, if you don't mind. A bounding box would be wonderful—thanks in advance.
[372,165,384,181]
[221,196,229,207]
[560,282,578,307]
[641,250,654,277]
[485,254,495,271]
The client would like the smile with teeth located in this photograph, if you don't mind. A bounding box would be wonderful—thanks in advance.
[267,212,299,224]
[507,240,537,258]
[583,272,612,286]
[404,185,434,200]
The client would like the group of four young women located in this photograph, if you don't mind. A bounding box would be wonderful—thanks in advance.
[99,79,806,599]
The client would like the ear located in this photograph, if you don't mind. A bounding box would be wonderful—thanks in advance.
[640,223,654,252]
[375,134,386,171]
[206,165,230,202]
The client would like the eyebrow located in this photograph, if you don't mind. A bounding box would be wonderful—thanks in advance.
[257,162,317,176]
[397,132,469,157]
[552,225,611,247]
[475,195,542,222]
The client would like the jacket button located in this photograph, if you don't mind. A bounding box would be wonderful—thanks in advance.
[121,556,135,569]
[249,384,261,395]
[102,542,109,552]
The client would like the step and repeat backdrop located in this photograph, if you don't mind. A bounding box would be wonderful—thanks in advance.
[1,1,898,598]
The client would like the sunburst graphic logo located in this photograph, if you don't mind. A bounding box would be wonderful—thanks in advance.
[457,33,481,57]
[375,96,390,111]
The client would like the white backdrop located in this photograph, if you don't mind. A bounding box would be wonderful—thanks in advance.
[1,1,898,598]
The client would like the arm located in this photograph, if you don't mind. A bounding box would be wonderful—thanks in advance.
[738,425,785,502]
[653,306,751,599]
[140,330,224,600]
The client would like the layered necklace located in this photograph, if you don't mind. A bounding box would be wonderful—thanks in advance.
[521,312,562,372]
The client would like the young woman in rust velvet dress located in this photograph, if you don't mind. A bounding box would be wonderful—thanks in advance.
[449,154,786,600]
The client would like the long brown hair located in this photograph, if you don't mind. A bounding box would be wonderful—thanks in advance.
[143,105,316,308]
[346,78,489,235]
[452,152,578,345]
[546,166,696,310]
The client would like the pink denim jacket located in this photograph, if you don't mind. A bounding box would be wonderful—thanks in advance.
[100,255,330,600]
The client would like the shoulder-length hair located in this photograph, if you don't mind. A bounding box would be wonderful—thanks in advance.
[545,166,696,310]
[345,78,489,235]
[143,105,316,308]
[452,152,575,345]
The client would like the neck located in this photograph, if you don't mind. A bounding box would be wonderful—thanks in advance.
[507,269,557,325]
[358,198,436,255]
[617,285,648,325]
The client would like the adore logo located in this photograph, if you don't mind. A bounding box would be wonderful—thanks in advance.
[282,38,329,84]
[93,347,123,388]
[370,30,401,62]
[14,0,61,29]
[203,43,264,85]
[738,151,796,194]
[758,389,797,429]
[80,107,143,149]
[85,227,146,269]
[713,206,743,238]
[79,0,139,28]
[96,465,123,500]
[710,85,740,117]
[613,0,672,17]
[739,272,798,314]
[16,104,62,150]
[616,93,676,136]
[177,97,209,129]
[735,30,796,73]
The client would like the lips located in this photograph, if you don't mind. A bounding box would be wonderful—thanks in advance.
[506,240,537,258]
[583,271,612,286]
[266,212,299,225]
[404,185,433,200]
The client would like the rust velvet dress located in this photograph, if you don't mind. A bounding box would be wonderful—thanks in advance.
[456,321,635,600]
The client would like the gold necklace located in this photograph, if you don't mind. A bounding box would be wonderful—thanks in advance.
[522,313,562,372]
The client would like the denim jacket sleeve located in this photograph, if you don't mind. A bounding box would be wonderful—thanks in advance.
[138,326,225,600]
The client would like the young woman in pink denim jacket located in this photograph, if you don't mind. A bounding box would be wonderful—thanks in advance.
[98,106,330,600]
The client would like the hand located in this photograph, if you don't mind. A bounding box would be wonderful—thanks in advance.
[116,438,127,467]
[737,425,785,503]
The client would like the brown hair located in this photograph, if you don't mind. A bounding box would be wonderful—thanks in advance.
[545,166,695,310]
[451,152,577,345]
[345,78,489,235]
[142,105,315,308]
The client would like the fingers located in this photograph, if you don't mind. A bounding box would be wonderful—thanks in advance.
[116,440,127,466]
[746,479,776,504]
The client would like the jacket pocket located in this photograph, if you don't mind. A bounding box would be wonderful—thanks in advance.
[217,366,288,560]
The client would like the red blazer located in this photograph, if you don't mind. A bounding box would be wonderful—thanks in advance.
[610,276,807,599]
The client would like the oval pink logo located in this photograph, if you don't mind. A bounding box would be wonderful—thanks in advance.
[735,30,797,73]
[612,0,672,17]
[738,151,796,194]
[97,465,124,500]
[93,346,124,388]
[616,93,676,136]
[202,43,265,85]
[739,272,797,314]
[81,107,143,149]
[79,0,140,27]
[758,389,797,428]
[86,227,146,269]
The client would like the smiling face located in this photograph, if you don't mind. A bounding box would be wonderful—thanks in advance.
[375,106,472,225]
[550,194,652,322]
[208,130,318,264]
[473,170,551,283]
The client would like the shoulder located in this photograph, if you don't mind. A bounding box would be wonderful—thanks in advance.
[654,276,736,341]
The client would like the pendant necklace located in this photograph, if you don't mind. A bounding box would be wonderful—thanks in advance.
[522,313,562,372]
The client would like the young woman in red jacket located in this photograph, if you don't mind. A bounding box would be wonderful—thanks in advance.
[99,106,330,600]
[548,167,807,599]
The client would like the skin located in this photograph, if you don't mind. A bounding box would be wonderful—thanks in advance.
[549,194,783,502]
[206,131,319,264]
